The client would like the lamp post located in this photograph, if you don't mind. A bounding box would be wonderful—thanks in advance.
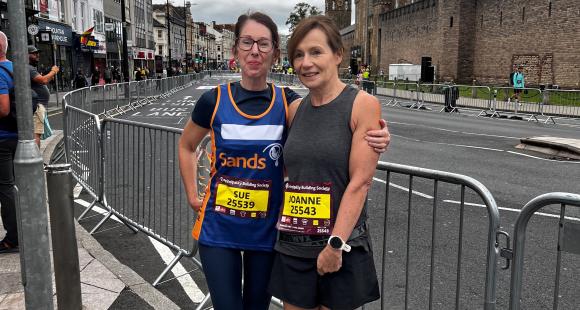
[166,0,172,74]
[183,1,198,74]
[120,0,129,81]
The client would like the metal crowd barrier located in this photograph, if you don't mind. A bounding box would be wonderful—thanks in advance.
[375,81,580,122]
[63,104,102,201]
[100,118,201,287]
[508,192,580,310]
[415,83,447,110]
[269,72,299,85]
[64,74,205,221]
[63,73,207,288]
[542,89,580,119]
[373,161,503,310]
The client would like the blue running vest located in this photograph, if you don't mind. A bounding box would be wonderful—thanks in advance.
[193,83,288,251]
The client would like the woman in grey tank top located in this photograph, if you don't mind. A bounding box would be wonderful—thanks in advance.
[268,16,383,310]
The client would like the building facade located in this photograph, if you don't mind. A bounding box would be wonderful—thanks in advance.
[132,0,155,76]
[337,0,580,87]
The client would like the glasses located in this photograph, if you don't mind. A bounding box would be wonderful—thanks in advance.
[237,37,274,53]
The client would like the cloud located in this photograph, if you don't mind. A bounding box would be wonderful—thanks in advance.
[154,0,325,35]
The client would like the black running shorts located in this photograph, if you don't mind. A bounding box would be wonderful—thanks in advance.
[268,246,380,310]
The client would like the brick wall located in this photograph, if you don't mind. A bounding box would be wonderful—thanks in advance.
[472,0,580,87]
[377,0,445,77]
[368,0,580,87]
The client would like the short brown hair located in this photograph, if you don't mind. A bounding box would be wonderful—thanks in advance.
[234,12,279,49]
[287,15,344,66]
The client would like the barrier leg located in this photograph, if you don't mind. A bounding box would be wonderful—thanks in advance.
[89,210,113,234]
[153,250,185,287]
[77,198,97,221]
[195,293,212,310]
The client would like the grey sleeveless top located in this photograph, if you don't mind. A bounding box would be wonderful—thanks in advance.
[275,85,371,258]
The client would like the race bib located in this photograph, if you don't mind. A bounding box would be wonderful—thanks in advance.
[214,175,271,219]
[277,182,333,235]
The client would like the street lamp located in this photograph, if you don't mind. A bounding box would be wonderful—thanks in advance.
[166,0,172,74]
[183,1,198,74]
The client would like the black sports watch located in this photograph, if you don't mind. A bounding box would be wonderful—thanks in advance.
[327,236,351,252]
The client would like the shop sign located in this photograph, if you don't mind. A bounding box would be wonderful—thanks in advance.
[134,50,146,59]
[38,19,72,46]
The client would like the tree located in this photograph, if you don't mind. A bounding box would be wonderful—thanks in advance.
[286,2,323,34]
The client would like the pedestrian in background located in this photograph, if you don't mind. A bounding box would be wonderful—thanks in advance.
[74,69,88,89]
[28,45,57,147]
[112,66,121,83]
[0,31,19,254]
[134,67,143,81]
[91,66,100,85]
[104,66,112,84]
[510,65,525,103]
[508,64,516,87]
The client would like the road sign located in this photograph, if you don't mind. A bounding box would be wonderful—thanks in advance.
[105,23,115,31]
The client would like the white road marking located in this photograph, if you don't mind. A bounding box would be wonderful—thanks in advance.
[74,197,205,302]
[388,121,520,140]
[443,200,580,222]
[148,237,205,302]
[372,177,580,221]
[391,134,580,164]
[372,177,434,199]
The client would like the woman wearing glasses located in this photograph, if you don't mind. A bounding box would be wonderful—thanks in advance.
[178,12,389,310]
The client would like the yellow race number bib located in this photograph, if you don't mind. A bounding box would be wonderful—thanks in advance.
[214,176,271,219]
[277,182,333,235]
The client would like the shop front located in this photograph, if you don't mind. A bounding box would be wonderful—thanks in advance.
[74,30,107,86]
[133,48,155,78]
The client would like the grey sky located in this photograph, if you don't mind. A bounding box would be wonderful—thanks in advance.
[153,0,327,35]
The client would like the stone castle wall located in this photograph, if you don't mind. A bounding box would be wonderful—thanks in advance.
[370,0,580,87]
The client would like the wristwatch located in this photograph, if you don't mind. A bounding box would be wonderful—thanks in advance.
[327,236,351,252]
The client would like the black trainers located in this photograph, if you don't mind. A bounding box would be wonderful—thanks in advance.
[0,240,19,254]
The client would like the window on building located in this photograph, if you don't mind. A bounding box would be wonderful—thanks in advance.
[449,16,453,28]
[548,1,552,17]
[522,7,526,22]
[72,0,78,31]
[158,30,163,39]
[158,45,163,55]
[500,11,503,26]
[217,45,220,51]
[80,2,86,30]
[93,9,104,33]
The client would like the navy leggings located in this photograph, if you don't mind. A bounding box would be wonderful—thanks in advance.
[199,244,275,310]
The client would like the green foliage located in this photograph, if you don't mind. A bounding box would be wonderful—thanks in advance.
[286,2,323,34]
